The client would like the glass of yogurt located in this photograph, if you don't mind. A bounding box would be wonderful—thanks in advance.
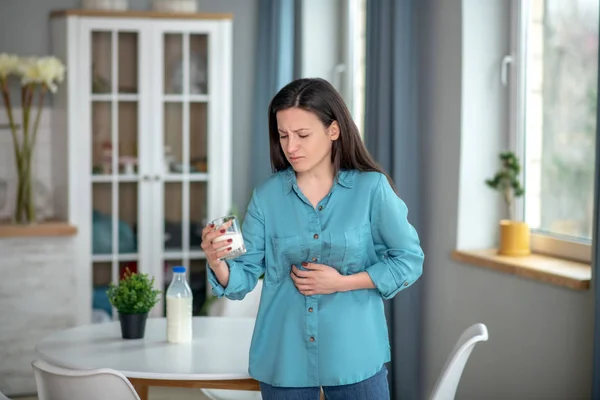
[210,215,247,260]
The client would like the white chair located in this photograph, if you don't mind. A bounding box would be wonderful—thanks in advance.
[429,323,489,400]
[32,358,141,400]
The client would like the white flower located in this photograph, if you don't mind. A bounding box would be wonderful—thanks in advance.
[0,53,21,79]
[20,56,66,92]
[19,57,40,86]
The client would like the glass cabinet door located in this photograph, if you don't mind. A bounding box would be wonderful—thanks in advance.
[89,29,142,322]
[161,32,211,316]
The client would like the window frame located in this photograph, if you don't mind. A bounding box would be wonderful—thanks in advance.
[296,0,366,137]
[349,0,366,138]
[508,0,593,264]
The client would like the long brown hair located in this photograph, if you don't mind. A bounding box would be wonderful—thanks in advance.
[267,78,396,191]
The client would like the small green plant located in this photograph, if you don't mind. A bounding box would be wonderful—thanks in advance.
[107,268,162,315]
[485,151,525,221]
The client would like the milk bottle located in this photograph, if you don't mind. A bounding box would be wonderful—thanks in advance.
[166,266,193,343]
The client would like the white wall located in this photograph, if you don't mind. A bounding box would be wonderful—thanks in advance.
[456,0,508,250]
[419,0,595,399]
[0,237,78,396]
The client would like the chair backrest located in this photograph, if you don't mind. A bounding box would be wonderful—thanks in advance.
[429,323,489,400]
[32,359,140,400]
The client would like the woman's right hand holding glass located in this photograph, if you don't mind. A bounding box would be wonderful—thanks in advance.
[200,220,233,270]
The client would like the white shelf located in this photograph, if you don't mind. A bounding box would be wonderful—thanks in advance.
[163,173,209,182]
[91,94,139,102]
[92,174,140,183]
[163,250,207,260]
[163,94,210,102]
[92,174,208,183]
[92,253,139,262]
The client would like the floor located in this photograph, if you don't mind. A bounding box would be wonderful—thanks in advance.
[14,387,212,400]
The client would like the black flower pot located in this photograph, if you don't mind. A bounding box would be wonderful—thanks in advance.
[119,313,148,339]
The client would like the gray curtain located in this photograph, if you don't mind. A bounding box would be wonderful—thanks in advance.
[365,1,424,399]
[591,7,600,394]
[251,0,296,190]
[592,135,600,393]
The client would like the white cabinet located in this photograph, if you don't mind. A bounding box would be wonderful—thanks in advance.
[50,10,232,323]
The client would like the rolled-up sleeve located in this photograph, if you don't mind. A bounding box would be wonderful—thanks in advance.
[365,174,424,300]
[207,190,266,300]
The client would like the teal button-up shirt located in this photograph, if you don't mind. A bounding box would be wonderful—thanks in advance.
[208,168,424,387]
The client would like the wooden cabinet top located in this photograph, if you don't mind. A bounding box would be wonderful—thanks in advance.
[50,9,233,20]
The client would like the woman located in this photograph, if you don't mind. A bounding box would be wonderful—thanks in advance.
[201,78,424,400]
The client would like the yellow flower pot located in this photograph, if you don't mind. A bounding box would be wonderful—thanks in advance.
[498,220,530,256]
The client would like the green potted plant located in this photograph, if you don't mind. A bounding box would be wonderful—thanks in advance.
[107,268,162,339]
[485,151,530,256]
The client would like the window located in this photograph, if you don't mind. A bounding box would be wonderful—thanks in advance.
[297,0,366,137]
[511,0,597,262]
[350,0,367,138]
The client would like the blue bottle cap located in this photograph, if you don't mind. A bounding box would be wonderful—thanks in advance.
[173,266,186,273]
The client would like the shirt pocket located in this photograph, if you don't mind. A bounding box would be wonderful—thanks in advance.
[270,235,305,285]
[327,223,371,275]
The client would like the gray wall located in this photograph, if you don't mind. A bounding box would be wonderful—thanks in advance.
[0,0,258,211]
[419,0,595,399]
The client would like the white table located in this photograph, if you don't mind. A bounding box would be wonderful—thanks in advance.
[35,317,260,399]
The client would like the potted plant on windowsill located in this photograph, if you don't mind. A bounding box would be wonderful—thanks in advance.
[485,151,530,256]
[107,268,162,339]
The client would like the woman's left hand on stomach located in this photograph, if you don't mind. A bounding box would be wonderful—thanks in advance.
[290,263,343,296]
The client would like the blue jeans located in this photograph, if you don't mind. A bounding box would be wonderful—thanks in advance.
[259,366,390,400]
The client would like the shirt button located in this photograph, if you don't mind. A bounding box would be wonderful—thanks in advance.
[312,257,317,262]
[318,205,323,211]
[313,234,319,239]
[404,282,409,286]
[309,336,315,342]
[308,307,313,312]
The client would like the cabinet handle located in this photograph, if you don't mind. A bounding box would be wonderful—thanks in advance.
[143,175,151,181]
[154,175,160,181]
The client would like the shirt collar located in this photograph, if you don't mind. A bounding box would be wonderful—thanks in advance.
[281,168,355,194]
